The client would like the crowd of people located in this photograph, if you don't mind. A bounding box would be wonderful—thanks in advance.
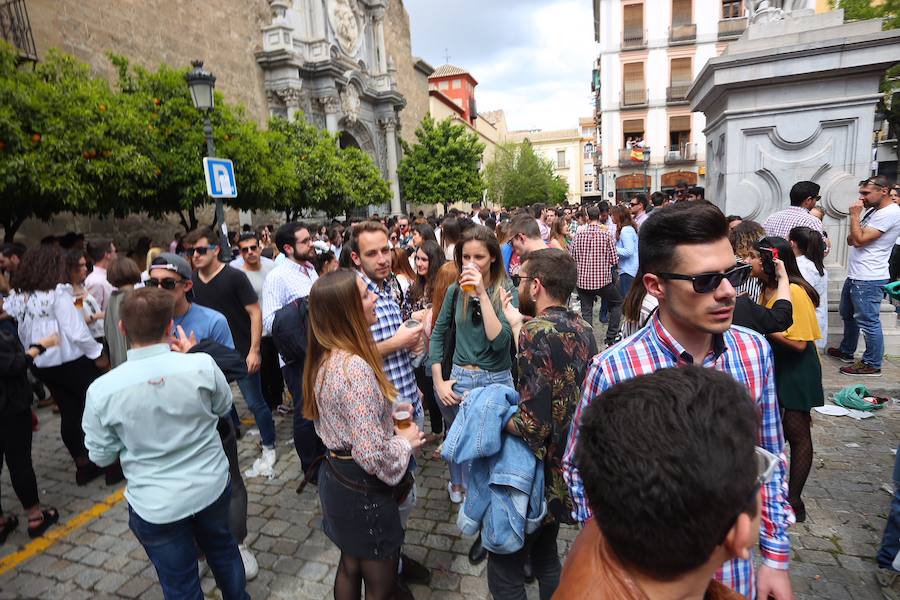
[0,175,899,600]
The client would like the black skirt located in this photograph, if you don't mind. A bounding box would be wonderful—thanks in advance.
[318,456,405,560]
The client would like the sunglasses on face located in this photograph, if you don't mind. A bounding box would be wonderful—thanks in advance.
[718,446,779,542]
[185,245,217,257]
[510,274,535,287]
[146,278,184,290]
[657,264,751,294]
[239,245,259,254]
[859,178,886,188]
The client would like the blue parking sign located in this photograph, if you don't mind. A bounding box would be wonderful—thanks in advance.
[203,157,237,199]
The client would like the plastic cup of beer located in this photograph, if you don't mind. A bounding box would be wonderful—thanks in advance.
[393,406,412,430]
[461,263,477,294]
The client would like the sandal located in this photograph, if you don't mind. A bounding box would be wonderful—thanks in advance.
[27,508,59,539]
[0,515,19,545]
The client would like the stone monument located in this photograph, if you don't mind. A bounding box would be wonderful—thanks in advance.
[689,8,900,351]
[257,0,406,216]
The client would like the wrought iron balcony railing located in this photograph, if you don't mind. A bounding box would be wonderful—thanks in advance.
[0,0,37,62]
[718,17,748,40]
[623,28,646,49]
[664,143,697,164]
[666,84,691,103]
[670,23,696,43]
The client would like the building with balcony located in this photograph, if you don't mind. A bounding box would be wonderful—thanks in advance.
[591,0,822,203]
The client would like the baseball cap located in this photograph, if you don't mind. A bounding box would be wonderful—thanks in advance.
[150,253,192,280]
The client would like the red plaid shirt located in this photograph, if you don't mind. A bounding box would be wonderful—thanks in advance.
[569,224,618,290]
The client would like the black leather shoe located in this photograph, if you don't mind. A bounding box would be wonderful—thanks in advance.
[523,557,535,583]
[400,553,431,585]
[468,534,487,565]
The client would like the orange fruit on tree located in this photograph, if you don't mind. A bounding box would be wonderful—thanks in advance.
[32,133,41,143]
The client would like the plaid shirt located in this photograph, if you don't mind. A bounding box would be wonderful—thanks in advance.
[562,314,793,598]
[762,206,824,241]
[358,272,422,419]
[569,224,618,290]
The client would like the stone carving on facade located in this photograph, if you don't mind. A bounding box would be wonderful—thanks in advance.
[318,95,341,114]
[749,0,804,23]
[327,0,364,56]
[378,116,398,132]
[340,85,361,124]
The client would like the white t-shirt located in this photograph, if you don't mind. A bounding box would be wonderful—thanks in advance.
[796,255,828,350]
[848,203,900,280]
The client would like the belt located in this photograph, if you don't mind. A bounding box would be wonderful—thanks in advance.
[328,449,354,461]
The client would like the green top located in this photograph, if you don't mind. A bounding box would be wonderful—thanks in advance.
[429,283,518,373]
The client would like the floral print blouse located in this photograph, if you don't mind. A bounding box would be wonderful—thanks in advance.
[508,306,597,525]
[313,349,412,486]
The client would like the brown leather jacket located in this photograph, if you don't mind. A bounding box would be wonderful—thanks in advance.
[553,521,745,600]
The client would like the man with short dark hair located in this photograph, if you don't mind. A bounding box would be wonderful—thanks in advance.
[85,239,117,311]
[674,180,689,202]
[828,176,900,376]
[762,180,825,240]
[83,288,248,600]
[532,203,550,243]
[235,232,282,411]
[507,215,547,262]
[688,186,706,201]
[563,201,794,599]
[183,227,277,472]
[651,191,669,209]
[261,222,320,470]
[397,215,413,248]
[629,194,649,229]
[557,366,762,600]
[570,205,621,346]
[493,248,597,599]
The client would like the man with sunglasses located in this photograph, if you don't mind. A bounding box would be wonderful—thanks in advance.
[557,366,769,600]
[183,228,277,476]
[562,201,794,600]
[629,194,649,229]
[827,175,900,377]
[762,180,825,240]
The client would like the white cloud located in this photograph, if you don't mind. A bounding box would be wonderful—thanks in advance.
[405,0,598,131]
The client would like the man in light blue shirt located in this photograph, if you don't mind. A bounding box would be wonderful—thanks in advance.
[82,287,248,600]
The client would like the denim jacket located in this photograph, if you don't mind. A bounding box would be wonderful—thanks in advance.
[442,384,547,554]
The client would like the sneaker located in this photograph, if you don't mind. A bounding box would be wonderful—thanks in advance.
[261,447,277,468]
[447,483,464,504]
[840,361,882,377]
[276,404,293,416]
[238,544,258,580]
[826,347,855,363]
[876,568,900,600]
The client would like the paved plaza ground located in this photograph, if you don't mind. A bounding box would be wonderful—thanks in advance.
[1,353,899,599]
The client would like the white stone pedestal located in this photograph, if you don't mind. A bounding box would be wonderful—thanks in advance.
[689,10,900,354]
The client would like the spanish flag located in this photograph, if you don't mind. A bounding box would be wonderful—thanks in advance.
[630,148,644,161]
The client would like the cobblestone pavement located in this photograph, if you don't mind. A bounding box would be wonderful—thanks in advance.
[1,356,899,599]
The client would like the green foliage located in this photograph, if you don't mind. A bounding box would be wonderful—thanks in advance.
[836,0,899,30]
[483,140,570,208]
[0,45,392,239]
[397,115,485,206]
[0,43,155,240]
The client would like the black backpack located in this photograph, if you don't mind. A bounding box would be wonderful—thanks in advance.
[270,297,311,366]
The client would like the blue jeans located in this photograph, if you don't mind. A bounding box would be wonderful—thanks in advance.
[236,371,276,448]
[440,365,514,487]
[281,363,324,474]
[878,444,900,569]
[838,278,888,369]
[128,481,249,600]
[618,272,635,300]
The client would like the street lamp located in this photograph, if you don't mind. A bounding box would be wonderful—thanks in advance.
[642,147,651,195]
[186,60,229,254]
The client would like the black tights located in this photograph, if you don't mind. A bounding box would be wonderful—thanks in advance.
[333,551,399,600]
[782,410,813,510]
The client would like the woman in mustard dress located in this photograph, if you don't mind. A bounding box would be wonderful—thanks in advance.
[750,236,824,523]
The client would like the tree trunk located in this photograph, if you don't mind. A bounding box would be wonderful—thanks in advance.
[2,215,27,243]
[178,211,190,232]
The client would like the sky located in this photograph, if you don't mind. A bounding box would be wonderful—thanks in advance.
[404,0,599,133]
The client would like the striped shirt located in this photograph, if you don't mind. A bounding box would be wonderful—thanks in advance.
[562,313,793,598]
[358,272,422,420]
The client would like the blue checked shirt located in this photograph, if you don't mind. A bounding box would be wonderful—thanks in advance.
[358,272,422,420]
[562,313,793,598]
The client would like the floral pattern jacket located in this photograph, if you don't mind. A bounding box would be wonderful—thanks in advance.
[508,306,597,525]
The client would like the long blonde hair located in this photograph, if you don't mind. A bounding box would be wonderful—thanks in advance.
[302,269,397,420]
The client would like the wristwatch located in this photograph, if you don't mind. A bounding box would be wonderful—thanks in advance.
[29,343,47,355]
